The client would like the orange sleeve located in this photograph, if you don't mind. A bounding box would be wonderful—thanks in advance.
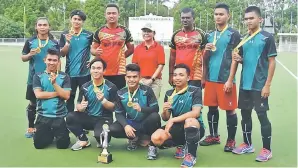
[158,45,165,65]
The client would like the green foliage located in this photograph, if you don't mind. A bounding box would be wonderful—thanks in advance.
[1,0,297,37]
[0,15,23,38]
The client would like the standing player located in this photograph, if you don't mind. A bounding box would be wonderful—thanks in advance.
[199,3,240,152]
[21,17,59,138]
[169,8,206,87]
[91,3,134,90]
[232,6,276,162]
[132,23,165,98]
[32,48,71,149]
[147,64,205,168]
[60,10,94,112]
[66,58,118,151]
[109,64,161,151]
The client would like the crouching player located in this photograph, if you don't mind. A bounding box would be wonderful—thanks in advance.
[147,64,205,168]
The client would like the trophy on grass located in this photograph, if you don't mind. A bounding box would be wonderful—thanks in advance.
[98,124,112,164]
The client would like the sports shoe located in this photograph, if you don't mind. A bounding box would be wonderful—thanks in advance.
[25,128,36,138]
[199,135,220,146]
[232,142,255,154]
[174,145,187,159]
[147,145,158,160]
[127,137,138,151]
[224,139,236,152]
[97,142,102,148]
[181,153,196,168]
[256,148,272,162]
[71,140,91,151]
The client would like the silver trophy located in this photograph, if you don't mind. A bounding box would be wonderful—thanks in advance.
[98,124,112,163]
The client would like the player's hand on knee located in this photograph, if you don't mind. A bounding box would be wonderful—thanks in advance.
[224,80,233,93]
[124,125,136,138]
[164,119,174,133]
[261,85,270,98]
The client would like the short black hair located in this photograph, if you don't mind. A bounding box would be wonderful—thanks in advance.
[89,58,107,70]
[106,3,119,13]
[245,6,261,17]
[70,10,87,21]
[47,48,60,58]
[181,8,195,18]
[126,63,140,73]
[215,3,230,14]
[174,63,190,76]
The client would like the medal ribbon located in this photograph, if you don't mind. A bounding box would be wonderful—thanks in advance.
[212,25,229,46]
[234,28,261,52]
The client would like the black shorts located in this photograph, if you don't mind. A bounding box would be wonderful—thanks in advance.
[238,89,269,111]
[26,85,36,102]
[160,122,205,147]
[104,75,126,90]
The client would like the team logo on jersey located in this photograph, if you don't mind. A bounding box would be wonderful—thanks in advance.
[229,102,232,106]
[260,103,264,107]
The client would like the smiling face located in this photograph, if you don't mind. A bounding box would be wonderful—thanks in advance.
[105,7,119,24]
[142,28,154,41]
[173,68,189,87]
[125,71,140,89]
[90,61,105,80]
[44,54,59,72]
[71,15,83,29]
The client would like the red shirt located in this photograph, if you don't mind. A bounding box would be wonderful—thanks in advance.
[170,28,206,80]
[132,41,165,78]
[93,25,133,76]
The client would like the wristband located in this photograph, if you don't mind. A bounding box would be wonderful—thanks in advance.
[101,98,107,104]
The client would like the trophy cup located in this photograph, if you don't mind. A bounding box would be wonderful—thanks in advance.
[98,124,112,164]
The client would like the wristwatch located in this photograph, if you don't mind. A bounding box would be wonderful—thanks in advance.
[151,77,156,82]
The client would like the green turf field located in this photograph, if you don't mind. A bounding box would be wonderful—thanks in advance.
[0,46,297,167]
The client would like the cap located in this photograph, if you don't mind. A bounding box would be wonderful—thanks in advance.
[70,10,86,21]
[141,23,155,32]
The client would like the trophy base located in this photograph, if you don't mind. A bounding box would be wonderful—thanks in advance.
[98,153,113,164]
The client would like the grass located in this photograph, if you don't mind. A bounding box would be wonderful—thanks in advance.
[0,45,297,167]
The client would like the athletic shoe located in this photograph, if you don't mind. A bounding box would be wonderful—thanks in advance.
[147,145,158,160]
[25,128,36,138]
[97,142,102,148]
[256,148,272,162]
[181,153,196,168]
[71,140,91,151]
[199,135,220,146]
[174,145,187,159]
[127,137,138,151]
[224,139,236,152]
[232,142,255,154]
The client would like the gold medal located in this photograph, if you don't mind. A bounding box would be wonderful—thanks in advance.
[93,79,105,93]
[211,46,217,52]
[127,101,133,107]
[168,97,173,104]
[167,85,188,105]
[35,47,41,53]
[48,71,58,80]
[69,30,75,35]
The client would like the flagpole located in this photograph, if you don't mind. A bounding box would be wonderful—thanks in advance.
[23,5,26,40]
[144,0,146,15]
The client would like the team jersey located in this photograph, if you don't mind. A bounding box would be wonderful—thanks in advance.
[169,28,206,80]
[59,29,93,77]
[239,30,277,91]
[206,27,241,83]
[77,79,118,118]
[132,41,165,78]
[93,25,133,76]
[115,84,158,122]
[33,71,71,118]
[22,35,59,85]
[164,86,205,128]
